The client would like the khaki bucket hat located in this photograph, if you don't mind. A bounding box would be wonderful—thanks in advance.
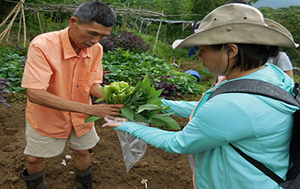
[172,4,298,49]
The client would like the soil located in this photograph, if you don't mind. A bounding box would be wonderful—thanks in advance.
[0,100,193,189]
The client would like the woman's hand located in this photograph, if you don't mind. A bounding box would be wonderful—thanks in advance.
[102,116,128,128]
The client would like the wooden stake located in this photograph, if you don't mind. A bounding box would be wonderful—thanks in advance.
[139,21,143,33]
[0,0,26,43]
[37,11,43,33]
[0,1,21,28]
[18,10,23,42]
[124,4,130,31]
[134,6,141,29]
[6,23,12,42]
[152,11,163,55]
[22,4,27,47]
[56,12,59,31]
[0,1,22,41]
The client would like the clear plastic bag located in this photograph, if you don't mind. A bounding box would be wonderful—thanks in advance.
[116,121,149,173]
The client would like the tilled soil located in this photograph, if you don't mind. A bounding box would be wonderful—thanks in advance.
[0,102,193,189]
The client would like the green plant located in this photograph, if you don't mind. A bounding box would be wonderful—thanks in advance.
[102,48,202,98]
[295,75,300,83]
[101,31,151,54]
[0,78,11,107]
[86,76,180,129]
[100,81,135,104]
[0,46,26,93]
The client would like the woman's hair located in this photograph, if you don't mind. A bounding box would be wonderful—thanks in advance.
[212,44,280,71]
[73,1,116,27]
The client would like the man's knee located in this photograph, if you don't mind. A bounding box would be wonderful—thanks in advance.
[72,149,90,157]
[27,155,44,165]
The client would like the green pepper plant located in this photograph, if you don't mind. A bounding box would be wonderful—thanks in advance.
[85,74,180,129]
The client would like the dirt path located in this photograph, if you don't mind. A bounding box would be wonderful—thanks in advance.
[0,102,193,189]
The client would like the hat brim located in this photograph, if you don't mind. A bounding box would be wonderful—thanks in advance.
[172,19,298,49]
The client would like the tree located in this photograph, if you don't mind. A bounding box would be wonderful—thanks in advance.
[183,0,259,21]
[259,6,300,67]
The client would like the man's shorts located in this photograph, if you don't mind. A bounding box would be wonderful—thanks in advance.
[24,121,100,158]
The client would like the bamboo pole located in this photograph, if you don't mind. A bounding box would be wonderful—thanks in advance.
[121,14,125,30]
[3,2,202,19]
[124,4,130,31]
[22,3,26,47]
[56,12,59,31]
[152,11,163,55]
[18,10,22,42]
[6,22,13,42]
[37,12,43,33]
[164,24,167,43]
[0,1,23,41]
[145,22,149,35]
[139,21,143,33]
[0,1,21,28]
[134,6,141,29]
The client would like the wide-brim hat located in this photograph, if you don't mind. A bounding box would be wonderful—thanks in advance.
[172,4,298,49]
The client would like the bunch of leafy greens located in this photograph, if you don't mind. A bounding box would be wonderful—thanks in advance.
[85,74,180,129]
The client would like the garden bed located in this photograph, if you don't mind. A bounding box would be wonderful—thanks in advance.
[0,101,193,189]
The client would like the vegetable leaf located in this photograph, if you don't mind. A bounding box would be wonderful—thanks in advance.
[121,107,135,121]
[136,104,160,113]
[84,116,101,123]
[84,73,180,130]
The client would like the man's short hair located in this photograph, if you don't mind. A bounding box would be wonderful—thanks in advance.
[73,1,116,27]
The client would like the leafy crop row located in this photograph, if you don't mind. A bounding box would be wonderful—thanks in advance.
[100,31,151,54]
[0,78,11,106]
[0,45,27,105]
[102,48,205,99]
[0,45,27,93]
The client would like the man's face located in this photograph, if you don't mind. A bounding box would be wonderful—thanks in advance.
[69,17,113,51]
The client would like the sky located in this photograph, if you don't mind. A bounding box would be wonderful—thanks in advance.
[252,0,300,9]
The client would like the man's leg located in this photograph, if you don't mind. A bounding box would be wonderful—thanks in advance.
[73,149,91,171]
[22,121,67,189]
[22,156,47,189]
[70,126,99,189]
[72,149,93,189]
[27,156,45,174]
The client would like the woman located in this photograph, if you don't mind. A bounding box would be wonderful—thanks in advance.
[267,51,294,79]
[103,4,299,189]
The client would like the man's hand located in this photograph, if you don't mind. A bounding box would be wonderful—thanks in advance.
[86,104,125,117]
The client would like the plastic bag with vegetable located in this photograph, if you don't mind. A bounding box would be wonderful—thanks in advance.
[107,118,149,173]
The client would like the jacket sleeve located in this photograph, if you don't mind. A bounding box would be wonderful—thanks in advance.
[161,99,198,118]
[114,94,258,154]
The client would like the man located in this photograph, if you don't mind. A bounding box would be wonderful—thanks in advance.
[21,2,124,188]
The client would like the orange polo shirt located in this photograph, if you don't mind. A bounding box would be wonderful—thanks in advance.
[22,27,103,138]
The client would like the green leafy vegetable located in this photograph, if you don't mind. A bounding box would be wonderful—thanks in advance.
[85,116,102,123]
[84,74,180,129]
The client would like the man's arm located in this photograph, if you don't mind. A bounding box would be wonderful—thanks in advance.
[90,83,103,99]
[27,88,124,117]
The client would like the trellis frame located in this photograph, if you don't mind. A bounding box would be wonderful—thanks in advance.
[1,0,200,53]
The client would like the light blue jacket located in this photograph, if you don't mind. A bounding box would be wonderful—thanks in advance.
[114,64,299,189]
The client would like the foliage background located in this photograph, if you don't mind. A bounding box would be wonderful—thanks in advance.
[0,0,299,62]
[0,0,300,98]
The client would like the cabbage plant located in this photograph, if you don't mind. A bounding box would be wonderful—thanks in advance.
[85,74,180,129]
